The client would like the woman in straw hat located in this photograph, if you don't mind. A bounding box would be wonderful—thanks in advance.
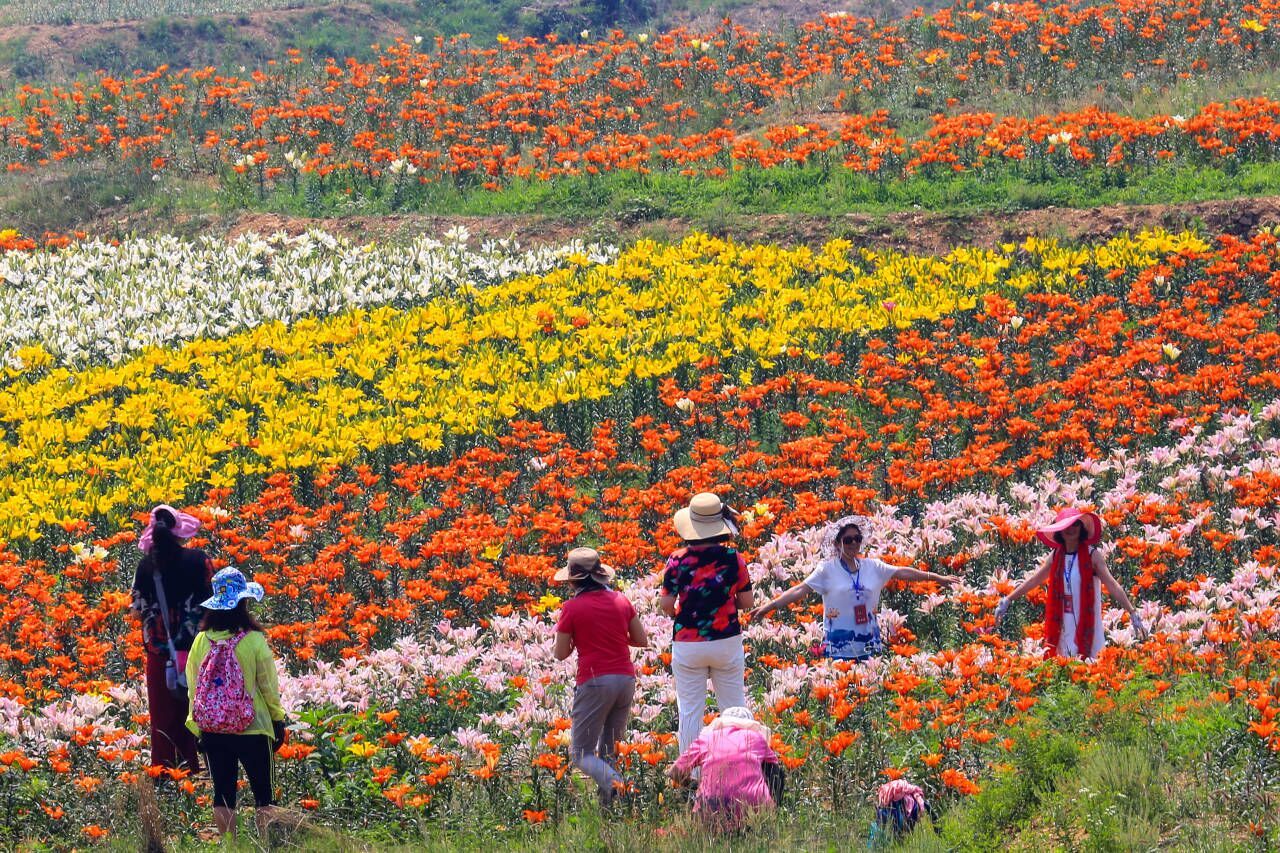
[553,547,649,804]
[995,507,1148,659]
[751,516,961,661]
[660,492,754,757]
[129,504,213,772]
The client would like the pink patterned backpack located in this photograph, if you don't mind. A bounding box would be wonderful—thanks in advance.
[193,632,256,734]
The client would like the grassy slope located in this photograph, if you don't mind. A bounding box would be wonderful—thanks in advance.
[2,2,1278,235]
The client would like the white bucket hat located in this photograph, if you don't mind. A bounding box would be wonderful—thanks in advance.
[822,515,871,559]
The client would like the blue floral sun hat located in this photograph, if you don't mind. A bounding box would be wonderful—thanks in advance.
[201,567,265,611]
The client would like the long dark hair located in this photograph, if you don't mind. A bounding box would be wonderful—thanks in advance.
[148,507,184,572]
[199,600,264,633]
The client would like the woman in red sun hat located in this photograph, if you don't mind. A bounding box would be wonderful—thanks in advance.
[995,508,1148,659]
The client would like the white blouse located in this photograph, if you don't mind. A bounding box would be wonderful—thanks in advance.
[1058,552,1105,659]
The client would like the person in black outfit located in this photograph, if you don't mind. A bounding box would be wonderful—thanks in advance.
[129,504,213,771]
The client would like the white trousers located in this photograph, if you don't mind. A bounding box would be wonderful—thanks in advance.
[671,636,747,757]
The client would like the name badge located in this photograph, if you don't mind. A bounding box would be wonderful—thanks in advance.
[1062,593,1074,615]
[854,604,869,625]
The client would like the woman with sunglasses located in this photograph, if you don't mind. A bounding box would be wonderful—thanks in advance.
[751,516,960,662]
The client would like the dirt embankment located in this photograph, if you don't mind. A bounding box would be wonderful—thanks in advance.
[200,196,1280,254]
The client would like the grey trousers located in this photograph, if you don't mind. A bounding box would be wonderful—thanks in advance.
[570,674,636,800]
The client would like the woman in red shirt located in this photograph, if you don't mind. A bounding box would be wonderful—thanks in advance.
[553,548,649,804]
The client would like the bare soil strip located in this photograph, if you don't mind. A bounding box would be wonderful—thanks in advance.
[203,195,1280,253]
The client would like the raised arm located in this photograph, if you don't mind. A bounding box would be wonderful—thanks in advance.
[750,582,813,620]
[995,554,1053,622]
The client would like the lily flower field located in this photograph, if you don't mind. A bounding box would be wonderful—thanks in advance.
[1,0,1280,848]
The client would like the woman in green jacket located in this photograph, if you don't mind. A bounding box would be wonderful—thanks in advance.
[185,567,289,839]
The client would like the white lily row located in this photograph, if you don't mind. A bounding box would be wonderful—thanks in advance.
[0,228,616,368]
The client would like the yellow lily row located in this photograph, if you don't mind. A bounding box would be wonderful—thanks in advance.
[0,229,1206,542]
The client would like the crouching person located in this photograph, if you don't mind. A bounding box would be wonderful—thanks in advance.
[553,548,649,805]
[667,706,779,832]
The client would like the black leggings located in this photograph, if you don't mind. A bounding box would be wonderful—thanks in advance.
[202,733,274,809]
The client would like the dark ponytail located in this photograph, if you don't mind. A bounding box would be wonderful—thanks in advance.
[148,507,183,572]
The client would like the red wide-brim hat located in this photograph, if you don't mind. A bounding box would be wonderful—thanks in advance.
[1035,507,1103,549]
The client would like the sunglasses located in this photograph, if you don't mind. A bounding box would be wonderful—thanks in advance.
[839,534,863,545]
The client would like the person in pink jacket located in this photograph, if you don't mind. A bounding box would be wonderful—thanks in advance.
[667,706,779,831]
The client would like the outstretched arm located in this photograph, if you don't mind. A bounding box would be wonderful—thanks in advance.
[890,567,962,587]
[1092,552,1148,639]
[1005,555,1053,602]
[995,555,1053,622]
[750,582,813,620]
[668,739,708,783]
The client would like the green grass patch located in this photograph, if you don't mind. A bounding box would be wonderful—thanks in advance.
[7,157,1278,239]
[219,160,1280,225]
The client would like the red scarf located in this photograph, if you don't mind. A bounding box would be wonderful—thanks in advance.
[1043,543,1095,659]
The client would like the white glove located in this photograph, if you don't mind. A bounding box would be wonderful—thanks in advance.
[994,597,1009,623]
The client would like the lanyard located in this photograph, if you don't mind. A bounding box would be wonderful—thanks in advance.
[840,558,864,594]
[1063,554,1077,588]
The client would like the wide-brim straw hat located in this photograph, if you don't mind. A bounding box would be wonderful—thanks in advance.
[553,547,615,583]
[673,492,738,541]
[1035,508,1103,549]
